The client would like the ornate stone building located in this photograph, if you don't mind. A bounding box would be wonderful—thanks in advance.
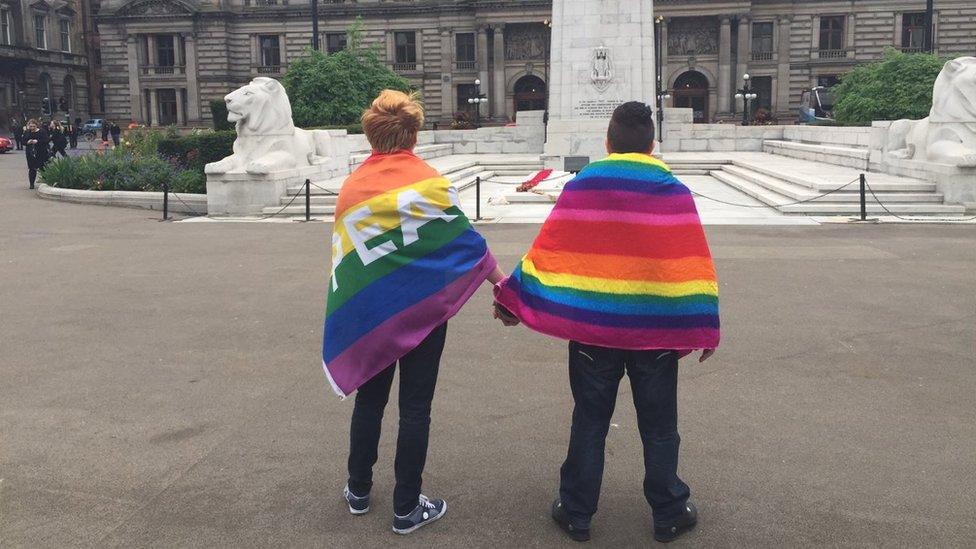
[90,0,975,127]
[1,0,92,123]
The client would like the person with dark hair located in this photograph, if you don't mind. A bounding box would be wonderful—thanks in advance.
[494,101,719,544]
[11,117,24,150]
[101,120,111,144]
[23,119,50,189]
[68,118,80,149]
[49,122,69,158]
[109,121,122,147]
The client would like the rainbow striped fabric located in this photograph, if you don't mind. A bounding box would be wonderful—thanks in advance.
[494,153,720,351]
[322,151,496,397]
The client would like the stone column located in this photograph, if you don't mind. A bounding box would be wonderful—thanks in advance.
[736,15,750,87]
[175,87,185,126]
[185,34,201,122]
[149,89,159,126]
[491,24,506,121]
[775,15,792,115]
[147,34,157,70]
[440,28,454,120]
[126,34,143,123]
[717,15,732,114]
[476,25,489,119]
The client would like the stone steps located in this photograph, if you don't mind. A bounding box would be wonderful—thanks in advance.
[349,143,454,170]
[712,165,966,216]
[732,159,937,193]
[719,165,945,204]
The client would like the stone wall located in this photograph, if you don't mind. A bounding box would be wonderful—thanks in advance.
[659,108,782,152]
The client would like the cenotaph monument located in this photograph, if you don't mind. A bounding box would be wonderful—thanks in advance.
[543,0,657,169]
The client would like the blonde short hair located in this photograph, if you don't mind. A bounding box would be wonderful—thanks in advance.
[361,90,424,153]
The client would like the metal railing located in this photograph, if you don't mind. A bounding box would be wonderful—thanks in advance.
[140,65,185,76]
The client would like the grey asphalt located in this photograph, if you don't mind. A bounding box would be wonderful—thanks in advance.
[1,150,975,548]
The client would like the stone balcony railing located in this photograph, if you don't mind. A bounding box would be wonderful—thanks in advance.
[393,62,418,72]
[900,46,926,54]
[255,65,283,74]
[812,48,854,61]
[140,65,186,76]
[750,50,774,62]
[455,60,476,71]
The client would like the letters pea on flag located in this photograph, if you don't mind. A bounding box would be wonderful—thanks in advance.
[322,150,496,398]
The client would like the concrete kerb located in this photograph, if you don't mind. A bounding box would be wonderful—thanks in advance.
[35,183,208,215]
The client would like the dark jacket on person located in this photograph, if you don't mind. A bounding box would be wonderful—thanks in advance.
[110,124,121,137]
[101,124,110,141]
[24,128,50,169]
[50,128,68,149]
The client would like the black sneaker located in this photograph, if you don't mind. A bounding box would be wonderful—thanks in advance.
[551,499,591,542]
[392,495,447,535]
[653,502,698,543]
[343,485,370,515]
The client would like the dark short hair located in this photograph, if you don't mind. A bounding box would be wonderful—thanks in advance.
[607,101,655,153]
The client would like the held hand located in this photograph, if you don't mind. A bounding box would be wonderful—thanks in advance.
[492,303,520,327]
[699,349,716,363]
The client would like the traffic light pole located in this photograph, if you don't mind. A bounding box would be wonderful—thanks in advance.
[924,0,934,52]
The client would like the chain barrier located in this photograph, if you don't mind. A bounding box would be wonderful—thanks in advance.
[689,176,862,209]
[863,180,976,222]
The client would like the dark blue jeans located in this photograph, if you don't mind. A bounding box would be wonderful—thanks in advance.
[347,323,447,516]
[559,341,691,528]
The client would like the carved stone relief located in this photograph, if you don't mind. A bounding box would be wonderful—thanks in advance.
[668,17,719,55]
[505,24,550,61]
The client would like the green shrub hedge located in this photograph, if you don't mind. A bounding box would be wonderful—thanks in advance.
[41,149,207,194]
[210,99,234,131]
[157,131,236,173]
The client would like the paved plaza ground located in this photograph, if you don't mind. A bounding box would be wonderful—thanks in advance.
[1,149,975,547]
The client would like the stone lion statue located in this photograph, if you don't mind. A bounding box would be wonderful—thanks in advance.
[205,77,336,175]
[885,56,976,167]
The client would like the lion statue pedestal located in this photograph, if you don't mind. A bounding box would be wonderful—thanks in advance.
[205,77,350,216]
[875,57,976,205]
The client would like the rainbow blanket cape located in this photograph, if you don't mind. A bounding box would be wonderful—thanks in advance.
[494,153,720,351]
[322,151,496,397]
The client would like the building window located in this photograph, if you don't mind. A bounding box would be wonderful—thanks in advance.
[902,12,927,52]
[1,9,11,46]
[156,35,175,67]
[259,35,281,70]
[751,22,774,60]
[63,76,75,111]
[751,75,773,112]
[394,31,416,69]
[457,83,477,113]
[819,16,845,51]
[325,32,346,54]
[817,75,840,88]
[455,33,475,70]
[59,18,70,52]
[34,14,47,49]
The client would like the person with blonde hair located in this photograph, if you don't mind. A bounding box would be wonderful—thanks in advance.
[322,89,509,535]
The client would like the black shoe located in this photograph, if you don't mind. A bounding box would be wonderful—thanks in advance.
[392,494,447,535]
[342,484,370,515]
[653,502,698,543]
[551,499,591,542]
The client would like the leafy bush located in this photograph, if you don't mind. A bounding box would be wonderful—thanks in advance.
[210,99,234,131]
[283,20,412,127]
[832,49,948,125]
[40,147,206,193]
[157,130,236,173]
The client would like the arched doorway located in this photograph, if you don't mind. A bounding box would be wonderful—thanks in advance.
[673,71,709,123]
[513,75,547,113]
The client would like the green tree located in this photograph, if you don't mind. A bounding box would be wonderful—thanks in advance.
[210,99,234,131]
[832,48,947,125]
[283,20,413,127]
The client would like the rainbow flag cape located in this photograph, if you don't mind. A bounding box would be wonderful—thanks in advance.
[323,151,496,397]
[494,153,720,351]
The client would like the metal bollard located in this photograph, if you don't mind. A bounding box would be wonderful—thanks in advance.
[475,176,481,221]
[859,173,867,221]
[305,178,311,222]
[162,181,169,221]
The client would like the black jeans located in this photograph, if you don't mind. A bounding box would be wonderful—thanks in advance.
[560,341,690,528]
[347,322,447,516]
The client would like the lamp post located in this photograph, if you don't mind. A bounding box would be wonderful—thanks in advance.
[467,78,488,127]
[656,86,672,141]
[734,73,758,126]
[543,17,552,137]
[655,15,665,136]
[311,0,320,51]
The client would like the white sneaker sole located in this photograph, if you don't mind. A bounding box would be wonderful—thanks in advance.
[348,503,369,515]
[343,487,369,515]
[392,500,448,535]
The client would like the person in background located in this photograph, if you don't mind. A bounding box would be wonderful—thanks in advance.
[68,118,80,149]
[12,117,24,150]
[101,119,111,145]
[109,121,122,147]
[23,119,50,189]
[49,122,69,158]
